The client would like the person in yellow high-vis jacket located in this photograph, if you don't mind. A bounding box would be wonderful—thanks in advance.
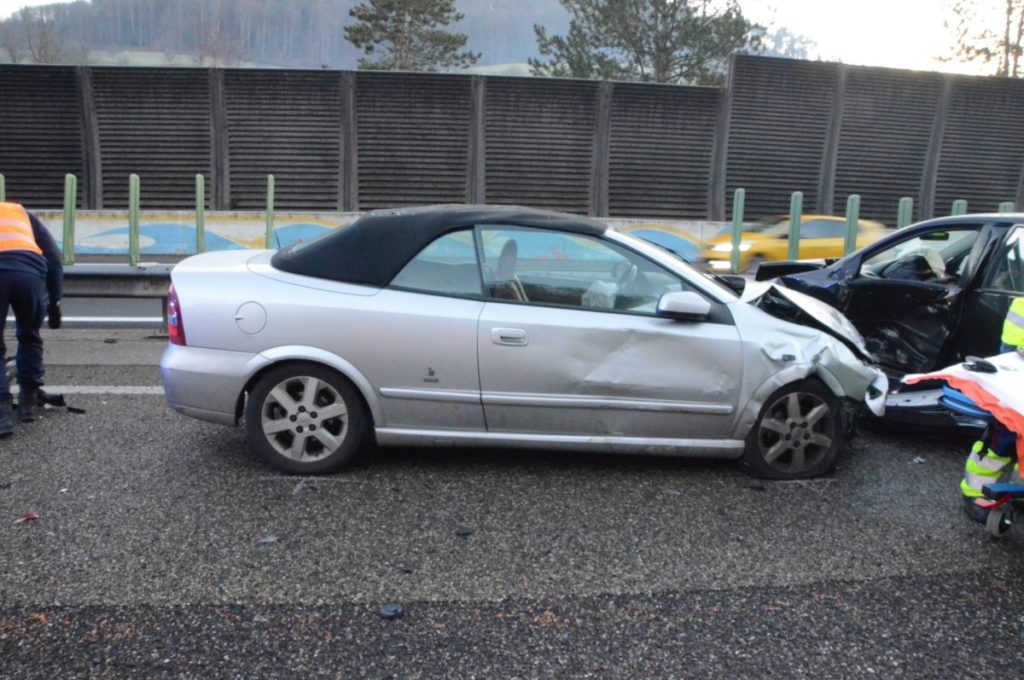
[0,202,63,437]
[960,296,1023,522]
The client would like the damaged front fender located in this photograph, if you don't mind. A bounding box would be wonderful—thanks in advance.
[729,297,888,440]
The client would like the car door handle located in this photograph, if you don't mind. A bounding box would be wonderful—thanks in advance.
[491,328,528,346]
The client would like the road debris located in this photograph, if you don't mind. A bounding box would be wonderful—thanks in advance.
[14,511,38,524]
[379,604,404,620]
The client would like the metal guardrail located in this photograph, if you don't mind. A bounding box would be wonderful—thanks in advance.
[63,263,172,327]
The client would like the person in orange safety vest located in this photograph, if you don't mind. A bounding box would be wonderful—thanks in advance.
[0,202,63,436]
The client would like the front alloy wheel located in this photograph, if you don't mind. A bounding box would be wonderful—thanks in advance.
[743,380,843,479]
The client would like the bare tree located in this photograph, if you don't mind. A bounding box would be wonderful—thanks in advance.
[4,7,70,64]
[188,0,245,66]
[945,0,1024,76]
[1,21,26,63]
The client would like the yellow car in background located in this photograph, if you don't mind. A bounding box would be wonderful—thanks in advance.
[616,222,704,264]
[701,214,886,273]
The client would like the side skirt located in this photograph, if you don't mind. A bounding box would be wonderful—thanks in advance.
[374,428,745,459]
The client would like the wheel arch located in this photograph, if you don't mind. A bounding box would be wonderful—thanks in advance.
[732,366,845,440]
[236,346,382,427]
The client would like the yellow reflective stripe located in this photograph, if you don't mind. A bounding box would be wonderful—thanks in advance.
[966,458,1006,478]
[961,478,984,497]
[1005,298,1024,346]
[966,449,1012,470]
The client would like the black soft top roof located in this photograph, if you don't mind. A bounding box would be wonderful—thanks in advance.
[271,204,609,286]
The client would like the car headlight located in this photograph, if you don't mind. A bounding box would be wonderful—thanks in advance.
[711,243,751,252]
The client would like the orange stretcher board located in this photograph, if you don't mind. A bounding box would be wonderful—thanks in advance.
[904,352,1024,464]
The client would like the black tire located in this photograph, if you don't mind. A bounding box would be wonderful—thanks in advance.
[742,379,845,480]
[244,362,368,475]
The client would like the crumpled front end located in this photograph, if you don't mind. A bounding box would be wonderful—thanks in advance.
[729,292,888,439]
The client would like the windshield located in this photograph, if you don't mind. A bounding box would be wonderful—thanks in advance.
[612,230,739,301]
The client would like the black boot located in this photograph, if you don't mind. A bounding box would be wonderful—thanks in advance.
[18,388,37,423]
[0,398,12,437]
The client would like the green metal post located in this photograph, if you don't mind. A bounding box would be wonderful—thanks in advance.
[951,199,968,216]
[897,197,914,228]
[266,174,275,248]
[0,174,5,202]
[999,201,1015,213]
[843,194,860,256]
[786,191,803,261]
[730,188,745,275]
[62,174,77,266]
[129,173,140,266]
[195,174,206,253]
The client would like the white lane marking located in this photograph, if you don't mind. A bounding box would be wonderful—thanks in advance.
[44,385,165,395]
[64,317,164,323]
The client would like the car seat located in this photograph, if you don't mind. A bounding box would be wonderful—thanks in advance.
[491,239,528,302]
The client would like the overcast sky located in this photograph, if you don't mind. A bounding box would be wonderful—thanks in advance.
[0,0,990,76]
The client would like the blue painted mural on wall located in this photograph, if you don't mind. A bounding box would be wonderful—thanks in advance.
[55,221,334,255]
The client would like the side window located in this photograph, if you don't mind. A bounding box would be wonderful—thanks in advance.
[981,227,1024,293]
[479,226,684,314]
[860,227,980,282]
[799,220,845,238]
[389,229,482,298]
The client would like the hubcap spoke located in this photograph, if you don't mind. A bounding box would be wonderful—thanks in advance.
[299,377,321,410]
[808,433,832,448]
[313,428,341,452]
[806,404,829,427]
[764,439,789,463]
[786,393,801,420]
[289,431,311,460]
[269,386,298,413]
[263,418,292,435]
[317,403,348,421]
[789,446,806,471]
[760,418,788,435]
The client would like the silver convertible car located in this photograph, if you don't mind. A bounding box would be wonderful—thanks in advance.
[160,205,886,479]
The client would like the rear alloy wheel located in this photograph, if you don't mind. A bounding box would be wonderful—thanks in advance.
[742,380,844,480]
[245,363,367,474]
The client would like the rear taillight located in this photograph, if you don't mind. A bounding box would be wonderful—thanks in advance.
[167,284,186,346]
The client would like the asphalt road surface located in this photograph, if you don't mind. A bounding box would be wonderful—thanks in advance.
[2,329,1023,678]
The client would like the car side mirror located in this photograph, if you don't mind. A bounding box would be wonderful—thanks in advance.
[657,291,711,321]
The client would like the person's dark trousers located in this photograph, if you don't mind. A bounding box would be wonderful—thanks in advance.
[0,269,47,402]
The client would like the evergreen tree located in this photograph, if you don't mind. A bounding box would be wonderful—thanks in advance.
[530,0,761,86]
[345,0,479,72]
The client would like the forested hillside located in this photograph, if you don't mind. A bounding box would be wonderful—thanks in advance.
[0,0,569,68]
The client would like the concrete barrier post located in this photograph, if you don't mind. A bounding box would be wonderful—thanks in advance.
[897,197,914,228]
[196,174,206,254]
[266,174,275,249]
[787,191,803,261]
[730,188,745,274]
[62,174,77,266]
[844,194,860,256]
[951,199,968,216]
[129,174,140,266]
